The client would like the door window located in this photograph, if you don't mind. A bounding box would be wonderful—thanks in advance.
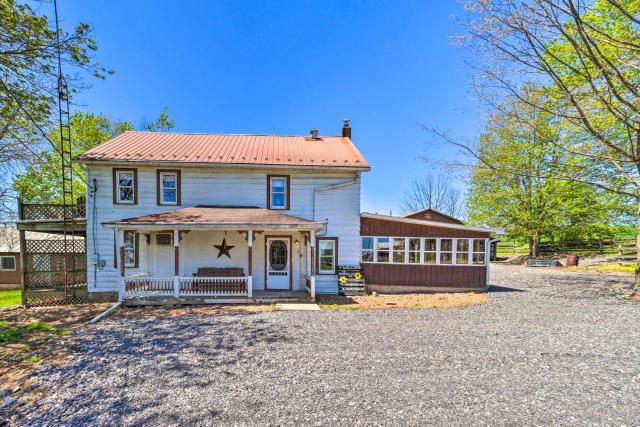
[269,240,288,271]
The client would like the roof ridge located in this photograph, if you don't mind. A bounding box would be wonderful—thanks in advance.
[122,130,343,138]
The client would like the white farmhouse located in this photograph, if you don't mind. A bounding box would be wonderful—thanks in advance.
[75,121,369,302]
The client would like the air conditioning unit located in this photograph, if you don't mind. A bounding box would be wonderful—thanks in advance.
[155,233,173,246]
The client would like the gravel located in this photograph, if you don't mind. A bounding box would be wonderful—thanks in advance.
[8,265,640,426]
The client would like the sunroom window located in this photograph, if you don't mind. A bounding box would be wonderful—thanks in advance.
[440,238,453,264]
[392,238,406,263]
[408,238,421,264]
[473,239,486,265]
[456,239,469,265]
[423,238,436,264]
[361,237,374,262]
[376,237,390,263]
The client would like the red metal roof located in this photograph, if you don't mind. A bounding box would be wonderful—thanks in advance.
[76,131,370,170]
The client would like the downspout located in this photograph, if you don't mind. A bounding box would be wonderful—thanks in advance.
[312,173,360,236]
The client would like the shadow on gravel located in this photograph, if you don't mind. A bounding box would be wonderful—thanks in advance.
[487,285,525,293]
[25,311,293,426]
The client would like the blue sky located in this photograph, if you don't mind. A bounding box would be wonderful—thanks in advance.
[58,0,481,214]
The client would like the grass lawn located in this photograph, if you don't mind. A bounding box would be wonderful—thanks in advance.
[0,290,21,307]
[567,263,635,274]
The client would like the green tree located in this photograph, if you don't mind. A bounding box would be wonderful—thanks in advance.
[454,0,640,283]
[0,0,111,215]
[13,109,174,203]
[466,90,623,256]
[144,107,175,132]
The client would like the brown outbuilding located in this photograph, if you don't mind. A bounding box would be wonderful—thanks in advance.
[360,210,501,293]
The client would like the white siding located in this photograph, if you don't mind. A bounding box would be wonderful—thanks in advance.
[86,166,362,294]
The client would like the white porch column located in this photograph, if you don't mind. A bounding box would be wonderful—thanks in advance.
[309,230,316,277]
[116,229,125,301]
[247,230,253,298]
[173,229,180,298]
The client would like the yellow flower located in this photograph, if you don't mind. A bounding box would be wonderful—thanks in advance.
[339,276,348,284]
[354,272,363,280]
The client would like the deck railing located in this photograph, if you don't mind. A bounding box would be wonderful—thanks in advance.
[19,197,86,222]
[122,276,252,300]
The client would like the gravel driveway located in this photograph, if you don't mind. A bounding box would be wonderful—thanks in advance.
[9,265,640,426]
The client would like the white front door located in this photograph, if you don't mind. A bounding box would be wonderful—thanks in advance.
[266,238,290,290]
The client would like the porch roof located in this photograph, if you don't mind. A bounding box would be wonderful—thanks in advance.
[102,205,325,230]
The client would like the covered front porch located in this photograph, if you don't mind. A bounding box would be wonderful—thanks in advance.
[104,206,325,304]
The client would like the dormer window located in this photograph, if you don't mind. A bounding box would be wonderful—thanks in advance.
[113,168,138,205]
[267,175,289,210]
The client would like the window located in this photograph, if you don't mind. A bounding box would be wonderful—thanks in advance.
[268,175,289,209]
[423,238,436,264]
[408,238,421,264]
[376,237,390,263]
[456,239,469,265]
[113,169,137,204]
[392,238,406,263]
[157,170,180,205]
[0,256,16,271]
[317,238,338,274]
[473,239,486,265]
[361,237,374,262]
[124,231,138,268]
[440,238,453,264]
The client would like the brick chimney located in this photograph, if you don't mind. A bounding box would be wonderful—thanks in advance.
[341,119,351,138]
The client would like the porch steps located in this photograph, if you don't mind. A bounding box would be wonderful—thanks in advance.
[124,291,313,307]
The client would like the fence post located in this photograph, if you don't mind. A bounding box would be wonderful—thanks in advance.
[119,278,125,302]
[247,275,253,298]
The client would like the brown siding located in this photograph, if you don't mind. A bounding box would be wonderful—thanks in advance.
[360,216,490,291]
[0,252,20,285]
[403,209,464,224]
[361,216,491,238]
[362,264,486,289]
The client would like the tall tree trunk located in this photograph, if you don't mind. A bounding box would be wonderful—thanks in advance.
[636,196,640,287]
[528,236,541,257]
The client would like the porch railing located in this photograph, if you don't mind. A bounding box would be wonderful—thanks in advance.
[305,275,316,299]
[122,276,252,300]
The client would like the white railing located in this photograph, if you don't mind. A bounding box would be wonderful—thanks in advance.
[123,276,174,297]
[122,275,253,300]
[305,275,316,300]
[179,276,251,297]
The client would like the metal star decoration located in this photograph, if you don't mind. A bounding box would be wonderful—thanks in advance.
[213,238,235,259]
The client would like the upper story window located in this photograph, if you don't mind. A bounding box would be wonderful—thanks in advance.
[317,237,338,275]
[268,175,289,210]
[113,168,137,205]
[157,170,181,206]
